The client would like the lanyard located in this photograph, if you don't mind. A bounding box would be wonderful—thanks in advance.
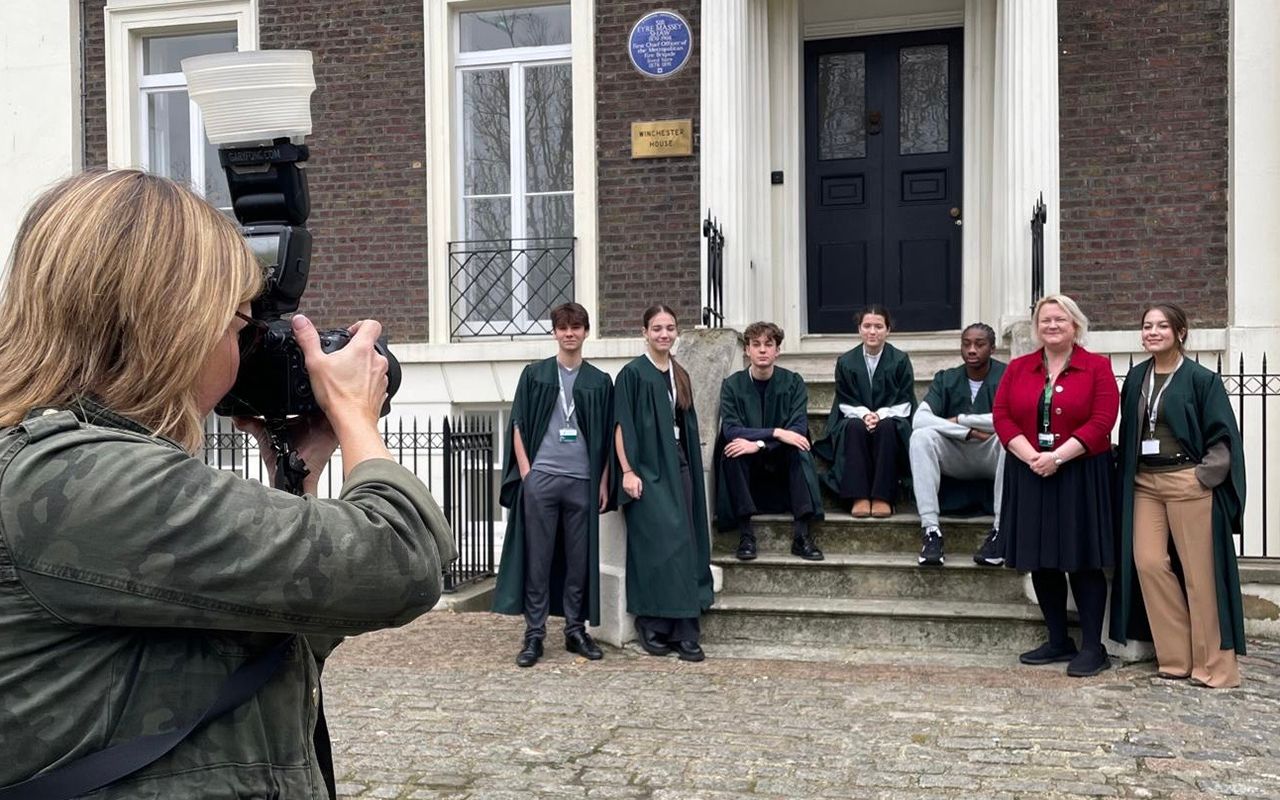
[556,363,576,424]
[1039,349,1073,432]
[1144,357,1183,437]
[644,351,677,414]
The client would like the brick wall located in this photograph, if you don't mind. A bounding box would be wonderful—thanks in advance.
[595,1,701,337]
[1058,0,1229,329]
[80,1,429,341]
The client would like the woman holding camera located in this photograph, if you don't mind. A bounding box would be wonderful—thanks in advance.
[0,170,454,798]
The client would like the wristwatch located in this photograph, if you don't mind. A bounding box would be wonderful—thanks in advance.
[1053,456,1064,466]
[755,440,766,450]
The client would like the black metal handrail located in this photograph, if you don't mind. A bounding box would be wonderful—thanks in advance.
[702,211,725,328]
[448,237,575,340]
[1030,193,1046,310]
[203,415,497,591]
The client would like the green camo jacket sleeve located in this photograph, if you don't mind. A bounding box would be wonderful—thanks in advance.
[0,421,452,636]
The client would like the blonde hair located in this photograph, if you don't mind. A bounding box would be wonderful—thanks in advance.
[0,170,263,451]
[1032,293,1089,346]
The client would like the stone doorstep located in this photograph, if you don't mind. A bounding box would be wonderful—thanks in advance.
[710,594,1044,621]
[720,514,995,556]
[433,576,496,613]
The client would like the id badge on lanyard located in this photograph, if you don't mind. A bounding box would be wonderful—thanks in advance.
[557,367,578,443]
[1039,351,1070,451]
[645,352,681,442]
[1142,358,1182,455]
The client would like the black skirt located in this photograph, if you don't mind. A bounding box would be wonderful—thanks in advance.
[999,451,1115,572]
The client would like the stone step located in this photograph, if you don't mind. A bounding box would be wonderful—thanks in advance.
[712,553,1026,603]
[703,595,1059,652]
[716,513,994,556]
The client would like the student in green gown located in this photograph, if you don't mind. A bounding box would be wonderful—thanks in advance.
[1109,303,1246,688]
[815,305,917,518]
[614,304,713,662]
[492,303,615,668]
[714,321,825,561]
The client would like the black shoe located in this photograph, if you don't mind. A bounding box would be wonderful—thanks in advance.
[1018,640,1078,665]
[673,640,705,662]
[791,531,824,561]
[565,631,603,660]
[918,528,944,566]
[636,625,672,657]
[515,636,544,668]
[735,531,757,561]
[1067,649,1112,678]
[973,527,1004,566]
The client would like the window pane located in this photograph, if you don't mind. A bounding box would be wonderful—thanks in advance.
[147,90,191,185]
[524,194,573,321]
[203,136,232,209]
[899,45,949,155]
[524,63,573,193]
[462,69,511,196]
[462,197,513,324]
[460,5,570,51]
[143,30,237,75]
[817,52,866,160]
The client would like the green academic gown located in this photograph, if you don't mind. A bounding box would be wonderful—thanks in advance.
[814,343,917,496]
[492,357,614,625]
[713,366,825,531]
[614,355,714,618]
[1108,359,1247,655]
[921,360,1007,515]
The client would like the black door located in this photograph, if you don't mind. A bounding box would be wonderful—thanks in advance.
[805,29,963,333]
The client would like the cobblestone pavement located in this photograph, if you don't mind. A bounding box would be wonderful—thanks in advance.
[324,612,1280,800]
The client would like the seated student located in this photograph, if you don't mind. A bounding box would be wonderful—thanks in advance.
[715,322,825,561]
[910,323,1007,567]
[815,305,916,518]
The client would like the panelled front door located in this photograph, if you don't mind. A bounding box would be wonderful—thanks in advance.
[805,29,963,333]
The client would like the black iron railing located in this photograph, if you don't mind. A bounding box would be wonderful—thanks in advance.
[1030,193,1046,311]
[203,415,497,591]
[449,237,575,340]
[702,211,725,328]
[1119,353,1276,559]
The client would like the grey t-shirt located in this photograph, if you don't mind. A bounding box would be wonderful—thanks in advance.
[531,362,591,480]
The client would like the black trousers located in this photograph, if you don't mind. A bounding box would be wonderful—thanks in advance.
[521,469,590,639]
[1031,569,1108,654]
[637,456,700,644]
[720,446,816,521]
[838,417,903,503]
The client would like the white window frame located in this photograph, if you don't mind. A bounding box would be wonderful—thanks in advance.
[426,0,598,346]
[105,0,258,170]
[138,46,233,204]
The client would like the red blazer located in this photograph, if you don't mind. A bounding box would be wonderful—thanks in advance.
[993,345,1119,455]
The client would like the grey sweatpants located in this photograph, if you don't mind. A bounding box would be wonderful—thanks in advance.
[909,427,1005,530]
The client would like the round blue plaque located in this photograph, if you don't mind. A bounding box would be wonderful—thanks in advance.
[628,10,692,79]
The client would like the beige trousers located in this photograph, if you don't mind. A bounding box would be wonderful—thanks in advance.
[1133,470,1240,688]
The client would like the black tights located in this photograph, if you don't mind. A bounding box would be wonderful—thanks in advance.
[1030,569,1108,653]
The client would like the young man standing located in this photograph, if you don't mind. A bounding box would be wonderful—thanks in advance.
[909,323,1007,567]
[492,303,614,667]
[715,322,825,561]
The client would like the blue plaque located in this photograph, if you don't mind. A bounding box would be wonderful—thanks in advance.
[628,10,692,79]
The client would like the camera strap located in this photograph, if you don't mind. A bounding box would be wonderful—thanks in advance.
[267,419,312,495]
[0,636,294,800]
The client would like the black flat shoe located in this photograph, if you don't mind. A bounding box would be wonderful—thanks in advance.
[515,636,544,668]
[1067,649,1112,678]
[735,533,757,561]
[636,626,672,657]
[673,640,705,662]
[791,533,824,561]
[1018,640,1078,665]
[565,631,603,660]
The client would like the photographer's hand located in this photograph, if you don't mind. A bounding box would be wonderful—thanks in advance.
[293,314,393,477]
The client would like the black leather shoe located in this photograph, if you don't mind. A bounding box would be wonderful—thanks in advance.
[636,626,672,657]
[674,640,705,662]
[1066,649,1112,678]
[515,636,544,668]
[791,532,824,561]
[1018,640,1078,665]
[565,631,603,660]
[735,532,757,560]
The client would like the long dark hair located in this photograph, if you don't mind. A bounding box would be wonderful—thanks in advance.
[1140,303,1189,351]
[642,304,693,411]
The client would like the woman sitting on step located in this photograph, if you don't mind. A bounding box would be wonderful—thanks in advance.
[815,305,916,518]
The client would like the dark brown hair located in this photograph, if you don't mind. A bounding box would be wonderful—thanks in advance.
[1141,303,1189,350]
[642,304,693,411]
[856,304,893,330]
[742,321,785,348]
[550,301,590,331]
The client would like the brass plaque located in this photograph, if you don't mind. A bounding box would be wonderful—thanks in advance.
[631,119,693,158]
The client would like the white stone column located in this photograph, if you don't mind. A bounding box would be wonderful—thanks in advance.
[701,0,772,330]
[990,0,1060,347]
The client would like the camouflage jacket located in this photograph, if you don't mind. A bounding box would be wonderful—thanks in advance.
[0,402,456,798]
